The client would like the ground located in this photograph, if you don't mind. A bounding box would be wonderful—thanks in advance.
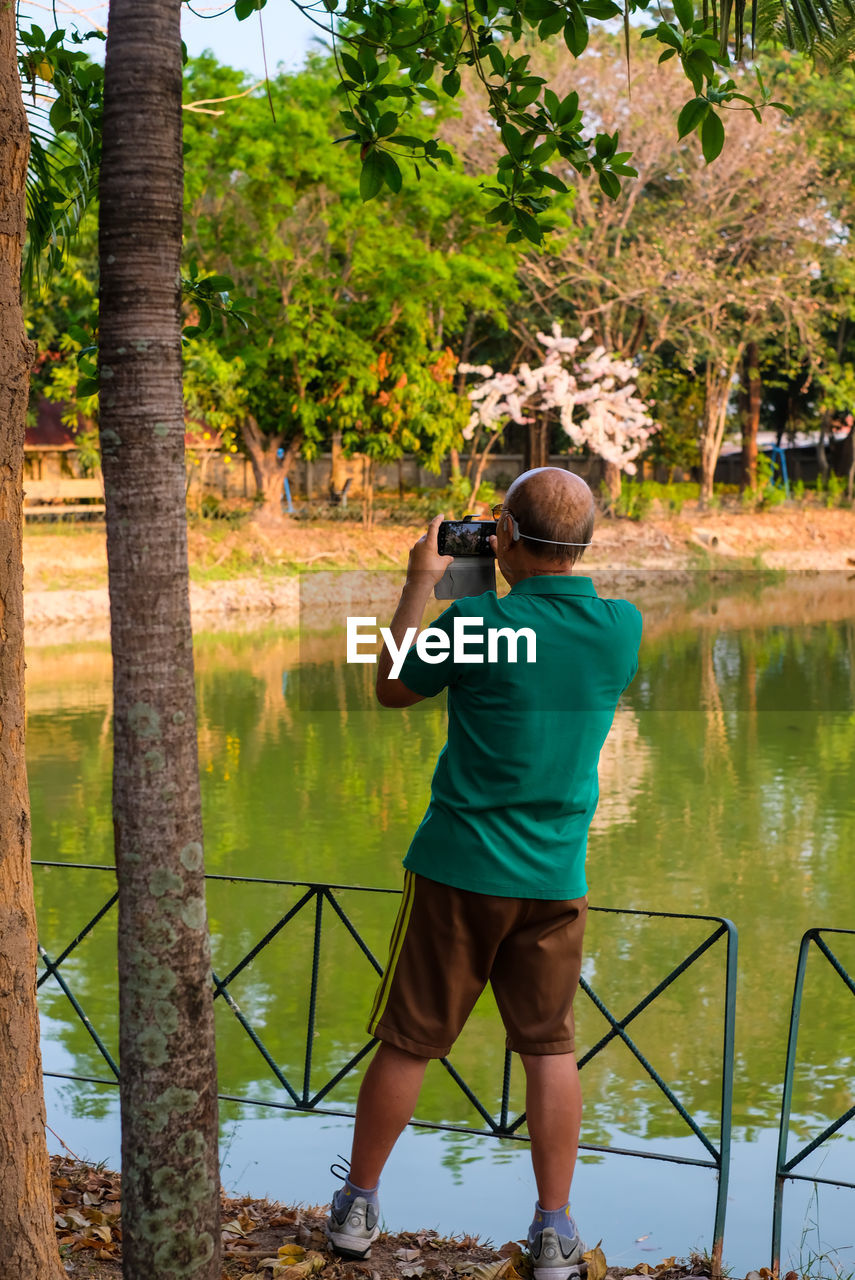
[51,1155,758,1280]
[21,504,855,636]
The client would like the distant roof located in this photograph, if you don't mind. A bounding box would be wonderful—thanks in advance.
[25,399,79,451]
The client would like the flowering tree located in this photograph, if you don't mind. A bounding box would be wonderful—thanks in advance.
[460,324,658,499]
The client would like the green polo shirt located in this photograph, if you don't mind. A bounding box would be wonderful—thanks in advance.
[398,575,642,900]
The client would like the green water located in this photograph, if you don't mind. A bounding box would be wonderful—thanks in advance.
[27,573,855,1264]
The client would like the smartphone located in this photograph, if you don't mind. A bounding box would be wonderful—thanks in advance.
[437,520,498,557]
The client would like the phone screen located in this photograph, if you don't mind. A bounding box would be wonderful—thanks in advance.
[437,520,497,557]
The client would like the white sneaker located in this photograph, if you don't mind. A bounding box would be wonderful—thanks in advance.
[325,1187,380,1259]
[528,1222,586,1280]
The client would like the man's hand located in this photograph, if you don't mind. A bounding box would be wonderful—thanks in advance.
[406,513,453,587]
[377,515,452,708]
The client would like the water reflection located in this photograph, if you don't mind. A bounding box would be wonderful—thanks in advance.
[28,578,855,1258]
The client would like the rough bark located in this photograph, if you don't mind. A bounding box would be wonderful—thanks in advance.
[0,11,65,1278]
[601,459,622,503]
[699,351,743,505]
[99,3,220,1277]
[241,414,301,512]
[740,341,760,492]
[524,416,550,472]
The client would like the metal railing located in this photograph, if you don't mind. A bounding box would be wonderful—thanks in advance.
[771,927,855,1275]
[34,861,737,1275]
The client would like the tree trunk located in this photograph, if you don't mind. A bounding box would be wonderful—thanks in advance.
[241,414,301,513]
[99,3,220,1277]
[740,341,760,491]
[0,12,64,1276]
[699,352,743,506]
[601,459,622,503]
[524,416,549,471]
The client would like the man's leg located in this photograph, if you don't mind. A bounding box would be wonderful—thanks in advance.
[348,1042,430,1188]
[520,1051,582,1209]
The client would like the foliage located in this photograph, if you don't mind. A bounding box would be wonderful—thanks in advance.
[233,0,783,246]
[181,54,519,469]
[17,23,104,292]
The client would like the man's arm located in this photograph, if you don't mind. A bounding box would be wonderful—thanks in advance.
[376,513,452,708]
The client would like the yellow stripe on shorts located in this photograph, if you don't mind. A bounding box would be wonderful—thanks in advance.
[367,870,416,1035]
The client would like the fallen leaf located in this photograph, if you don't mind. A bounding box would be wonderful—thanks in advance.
[498,1244,524,1259]
[399,1267,426,1278]
[467,1261,513,1280]
[279,1244,306,1260]
[582,1243,608,1280]
[396,1248,422,1263]
[274,1248,327,1279]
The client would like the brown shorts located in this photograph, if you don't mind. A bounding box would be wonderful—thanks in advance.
[367,871,587,1058]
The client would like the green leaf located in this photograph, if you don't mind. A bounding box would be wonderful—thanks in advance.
[513,82,541,108]
[531,168,568,193]
[538,8,567,36]
[358,44,379,80]
[501,122,524,159]
[485,201,512,224]
[486,44,506,76]
[557,90,579,125]
[673,0,693,28]
[544,88,560,118]
[340,52,364,83]
[234,0,264,18]
[515,208,543,244]
[582,0,622,15]
[701,109,725,162]
[379,151,403,193]
[677,96,709,137]
[656,22,683,49]
[563,6,589,55]
[441,69,461,96]
[598,170,621,199]
[359,149,384,200]
[658,47,678,61]
[376,111,397,136]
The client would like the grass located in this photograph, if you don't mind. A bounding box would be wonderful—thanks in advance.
[791,1186,854,1280]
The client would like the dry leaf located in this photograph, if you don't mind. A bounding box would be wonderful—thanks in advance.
[467,1261,513,1280]
[274,1248,327,1279]
[582,1243,607,1280]
[279,1244,307,1260]
[396,1248,422,1263]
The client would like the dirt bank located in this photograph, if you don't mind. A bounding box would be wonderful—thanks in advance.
[22,508,855,642]
[52,1154,751,1280]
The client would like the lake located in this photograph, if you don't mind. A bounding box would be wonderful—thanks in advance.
[28,570,855,1274]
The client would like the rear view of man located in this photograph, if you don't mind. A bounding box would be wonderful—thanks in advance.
[326,468,642,1279]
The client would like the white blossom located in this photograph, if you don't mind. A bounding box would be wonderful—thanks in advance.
[457,323,658,472]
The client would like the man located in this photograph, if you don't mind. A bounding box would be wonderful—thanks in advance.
[326,468,642,1279]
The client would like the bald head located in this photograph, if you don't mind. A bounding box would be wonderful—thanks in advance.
[504,468,595,565]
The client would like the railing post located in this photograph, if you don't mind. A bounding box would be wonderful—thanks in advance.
[303,889,324,1105]
[711,920,737,1280]
[771,930,814,1276]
